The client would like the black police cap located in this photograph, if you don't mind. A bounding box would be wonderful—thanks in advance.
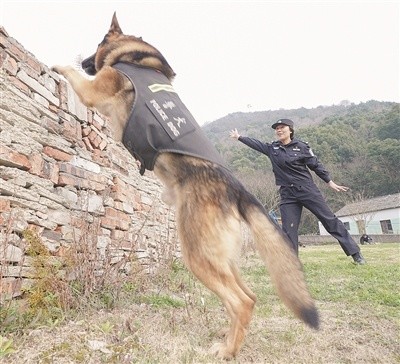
[271,119,294,129]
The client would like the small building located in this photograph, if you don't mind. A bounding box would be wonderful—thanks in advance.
[318,193,400,236]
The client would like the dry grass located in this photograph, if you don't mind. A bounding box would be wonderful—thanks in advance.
[1,243,399,363]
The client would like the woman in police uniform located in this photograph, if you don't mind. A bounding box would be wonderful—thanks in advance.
[229,119,365,265]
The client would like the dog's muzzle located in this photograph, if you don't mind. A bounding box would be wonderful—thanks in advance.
[82,54,96,75]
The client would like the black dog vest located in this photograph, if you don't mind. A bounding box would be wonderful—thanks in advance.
[113,62,226,175]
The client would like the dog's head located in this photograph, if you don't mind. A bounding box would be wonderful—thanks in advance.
[82,12,176,80]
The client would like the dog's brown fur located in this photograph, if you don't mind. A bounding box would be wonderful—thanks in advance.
[52,13,319,359]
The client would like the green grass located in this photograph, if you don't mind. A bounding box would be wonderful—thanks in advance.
[138,294,185,308]
[244,243,399,303]
[1,243,399,363]
[301,244,400,308]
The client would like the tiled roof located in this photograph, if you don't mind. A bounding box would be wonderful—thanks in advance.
[336,193,400,217]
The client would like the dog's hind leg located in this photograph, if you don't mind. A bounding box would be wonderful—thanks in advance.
[178,214,256,359]
[206,263,256,359]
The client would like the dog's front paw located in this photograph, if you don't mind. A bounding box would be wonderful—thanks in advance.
[51,65,63,74]
[51,65,73,76]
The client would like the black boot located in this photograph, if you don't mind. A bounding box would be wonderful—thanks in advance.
[352,252,366,265]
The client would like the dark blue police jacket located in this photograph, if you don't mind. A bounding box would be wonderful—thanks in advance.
[113,63,226,175]
[238,136,331,187]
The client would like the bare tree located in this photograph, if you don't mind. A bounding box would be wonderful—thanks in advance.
[236,170,280,212]
[338,189,376,235]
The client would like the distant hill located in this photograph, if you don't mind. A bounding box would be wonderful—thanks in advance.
[202,100,397,147]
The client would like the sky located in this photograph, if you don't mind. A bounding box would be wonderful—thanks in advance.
[1,1,399,125]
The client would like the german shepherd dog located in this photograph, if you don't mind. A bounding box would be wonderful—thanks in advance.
[52,13,319,359]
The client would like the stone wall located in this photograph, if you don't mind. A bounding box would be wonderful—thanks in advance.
[0,27,178,301]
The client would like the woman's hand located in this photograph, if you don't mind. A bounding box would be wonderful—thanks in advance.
[229,128,240,139]
[328,180,349,192]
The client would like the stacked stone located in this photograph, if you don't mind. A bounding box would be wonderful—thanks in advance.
[0,27,177,301]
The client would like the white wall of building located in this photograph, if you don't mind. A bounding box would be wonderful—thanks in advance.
[319,207,400,235]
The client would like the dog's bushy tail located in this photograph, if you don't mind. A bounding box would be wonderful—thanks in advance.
[239,191,319,330]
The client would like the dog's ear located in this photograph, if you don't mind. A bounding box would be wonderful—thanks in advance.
[110,12,123,34]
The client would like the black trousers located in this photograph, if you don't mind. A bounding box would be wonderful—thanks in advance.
[279,184,360,256]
